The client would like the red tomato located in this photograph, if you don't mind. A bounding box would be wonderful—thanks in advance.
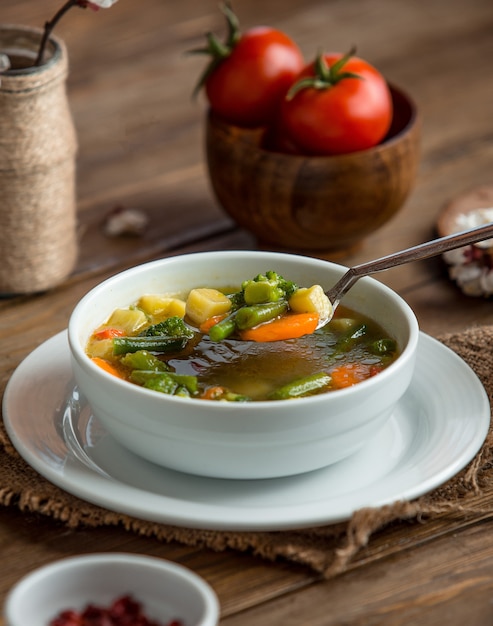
[206,27,303,127]
[278,51,393,155]
[194,6,304,127]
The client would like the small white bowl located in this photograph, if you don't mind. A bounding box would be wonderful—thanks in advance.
[68,250,419,479]
[4,553,219,626]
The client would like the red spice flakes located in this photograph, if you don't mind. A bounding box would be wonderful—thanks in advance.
[49,594,183,626]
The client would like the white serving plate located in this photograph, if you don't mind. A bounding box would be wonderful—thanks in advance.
[2,331,490,531]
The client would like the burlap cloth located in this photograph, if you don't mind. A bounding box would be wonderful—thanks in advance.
[1,325,492,579]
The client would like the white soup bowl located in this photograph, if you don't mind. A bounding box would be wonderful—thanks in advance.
[68,250,419,479]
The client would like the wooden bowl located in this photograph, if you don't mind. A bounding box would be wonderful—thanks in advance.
[205,84,420,256]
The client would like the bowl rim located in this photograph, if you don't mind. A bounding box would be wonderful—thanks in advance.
[68,250,420,408]
[4,552,220,626]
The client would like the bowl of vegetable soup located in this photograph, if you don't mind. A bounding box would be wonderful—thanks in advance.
[68,250,419,479]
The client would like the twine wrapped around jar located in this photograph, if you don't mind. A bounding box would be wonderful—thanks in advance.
[0,24,78,294]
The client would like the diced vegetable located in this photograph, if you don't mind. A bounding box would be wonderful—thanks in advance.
[143,374,179,395]
[370,338,397,355]
[91,357,125,379]
[140,316,195,338]
[200,386,227,400]
[199,313,229,333]
[330,363,372,388]
[105,308,148,335]
[347,323,367,340]
[330,322,368,355]
[200,386,250,402]
[227,290,246,311]
[288,285,332,320]
[185,288,232,325]
[121,350,169,372]
[239,312,318,342]
[130,370,199,395]
[269,372,331,400]
[241,271,298,303]
[93,327,125,340]
[243,281,283,304]
[327,317,362,332]
[136,294,186,318]
[86,337,114,359]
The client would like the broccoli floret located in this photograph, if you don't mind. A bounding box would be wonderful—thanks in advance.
[228,290,246,311]
[266,270,298,299]
[241,270,298,304]
[140,316,195,338]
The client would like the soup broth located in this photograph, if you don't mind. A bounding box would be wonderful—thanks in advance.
[166,305,397,400]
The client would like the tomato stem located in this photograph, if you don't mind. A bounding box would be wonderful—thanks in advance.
[187,1,241,98]
[286,46,361,100]
[221,1,241,49]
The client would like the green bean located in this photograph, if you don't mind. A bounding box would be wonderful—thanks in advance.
[121,350,169,371]
[330,323,368,356]
[131,370,199,395]
[235,300,288,330]
[370,338,397,355]
[208,313,237,342]
[347,323,368,341]
[113,336,188,355]
[269,372,331,400]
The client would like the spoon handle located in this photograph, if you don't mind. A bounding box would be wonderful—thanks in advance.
[326,221,493,308]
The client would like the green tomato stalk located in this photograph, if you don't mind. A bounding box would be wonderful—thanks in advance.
[188,2,241,97]
[286,47,362,100]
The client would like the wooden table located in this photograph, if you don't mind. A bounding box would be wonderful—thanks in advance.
[2,0,493,623]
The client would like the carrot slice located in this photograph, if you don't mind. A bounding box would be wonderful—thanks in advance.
[330,363,372,389]
[239,312,319,342]
[91,356,125,379]
[93,327,125,340]
[199,314,228,333]
[200,386,227,400]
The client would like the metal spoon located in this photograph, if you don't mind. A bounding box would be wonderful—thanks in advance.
[320,221,493,327]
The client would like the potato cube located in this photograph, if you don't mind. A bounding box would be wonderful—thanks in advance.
[137,295,186,319]
[105,307,148,335]
[328,317,360,332]
[288,285,333,320]
[185,288,232,325]
[85,337,114,360]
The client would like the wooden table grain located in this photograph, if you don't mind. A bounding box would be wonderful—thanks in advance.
[2,0,493,624]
